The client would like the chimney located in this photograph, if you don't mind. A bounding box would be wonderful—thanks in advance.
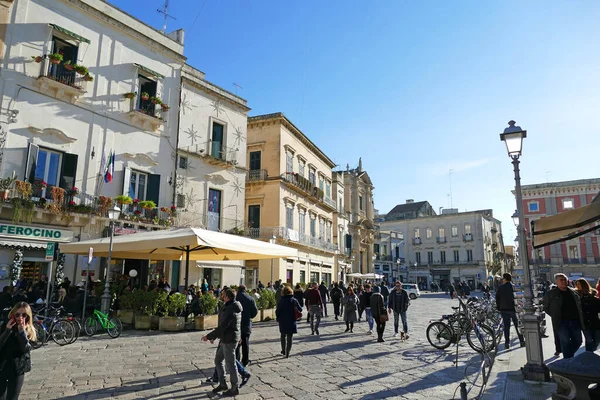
[406,199,414,204]
[358,157,362,172]
[167,29,185,45]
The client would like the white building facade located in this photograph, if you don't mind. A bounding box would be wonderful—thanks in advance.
[381,209,505,290]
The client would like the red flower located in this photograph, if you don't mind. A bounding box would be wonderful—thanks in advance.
[133,198,140,203]
[171,205,177,210]
[40,180,48,187]
[134,210,142,215]
[69,201,76,206]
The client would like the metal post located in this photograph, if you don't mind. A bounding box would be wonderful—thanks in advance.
[184,246,190,289]
[100,221,114,314]
[512,158,550,382]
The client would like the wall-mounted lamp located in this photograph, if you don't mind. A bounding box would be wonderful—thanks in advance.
[91,147,95,159]
[8,109,18,124]
[168,176,173,186]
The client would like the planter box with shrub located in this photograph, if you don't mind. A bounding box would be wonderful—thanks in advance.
[158,293,186,332]
[194,291,218,331]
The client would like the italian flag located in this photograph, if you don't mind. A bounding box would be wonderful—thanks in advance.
[104,151,115,183]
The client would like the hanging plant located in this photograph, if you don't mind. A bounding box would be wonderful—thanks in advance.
[50,186,65,210]
[23,199,35,223]
[161,103,170,111]
[11,198,23,223]
[73,64,88,75]
[140,92,150,101]
[55,253,66,286]
[83,74,94,82]
[97,196,113,216]
[64,60,74,71]
[48,53,63,64]
[114,195,133,206]
[9,249,23,285]
[14,180,32,199]
[31,56,43,63]
[150,97,162,105]
[123,92,136,99]
[139,200,156,210]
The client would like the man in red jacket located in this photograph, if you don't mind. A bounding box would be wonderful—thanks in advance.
[305,282,323,335]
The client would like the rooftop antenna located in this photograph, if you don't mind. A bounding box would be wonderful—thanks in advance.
[545,170,552,183]
[157,0,176,33]
[449,169,454,208]
[233,82,243,95]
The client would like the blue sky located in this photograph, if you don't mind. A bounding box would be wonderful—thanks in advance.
[111,0,600,242]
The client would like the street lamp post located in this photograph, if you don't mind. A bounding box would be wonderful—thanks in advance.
[500,120,549,382]
[101,205,121,314]
[269,235,276,284]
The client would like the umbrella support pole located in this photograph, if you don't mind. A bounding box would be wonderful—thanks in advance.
[184,246,190,289]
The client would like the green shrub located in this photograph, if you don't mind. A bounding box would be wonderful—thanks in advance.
[200,292,218,315]
[154,290,169,317]
[166,293,186,316]
[120,290,136,310]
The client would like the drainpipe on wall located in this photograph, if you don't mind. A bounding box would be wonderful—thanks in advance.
[172,75,184,207]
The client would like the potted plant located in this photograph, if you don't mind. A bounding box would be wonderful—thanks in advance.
[0,176,16,201]
[11,198,23,223]
[123,92,136,100]
[48,53,63,64]
[97,196,113,216]
[134,290,162,330]
[150,97,162,105]
[159,293,186,331]
[160,103,169,111]
[140,92,150,101]
[63,60,74,71]
[73,64,88,75]
[114,195,133,207]
[117,290,137,324]
[83,74,93,82]
[257,289,276,321]
[195,291,218,331]
[139,200,156,210]
[31,56,43,63]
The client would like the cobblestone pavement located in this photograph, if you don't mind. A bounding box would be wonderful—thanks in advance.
[21,293,491,400]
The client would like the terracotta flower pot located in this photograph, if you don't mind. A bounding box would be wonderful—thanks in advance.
[64,64,74,71]
[49,58,61,65]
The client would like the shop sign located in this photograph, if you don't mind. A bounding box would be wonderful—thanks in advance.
[0,223,73,242]
[45,242,55,261]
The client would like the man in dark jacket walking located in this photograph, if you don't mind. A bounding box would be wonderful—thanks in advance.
[203,289,243,396]
[330,283,343,320]
[235,285,258,367]
[543,273,585,358]
[305,282,323,335]
[496,273,524,349]
[380,282,390,307]
[318,282,330,317]
[388,281,410,339]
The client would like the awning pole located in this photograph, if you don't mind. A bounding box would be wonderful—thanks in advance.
[184,245,190,288]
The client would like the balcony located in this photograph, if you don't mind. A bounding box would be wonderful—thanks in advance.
[376,255,393,261]
[563,258,585,264]
[203,148,237,169]
[281,172,336,212]
[36,58,88,102]
[245,226,338,254]
[464,233,473,242]
[413,238,422,245]
[437,236,446,244]
[247,169,268,183]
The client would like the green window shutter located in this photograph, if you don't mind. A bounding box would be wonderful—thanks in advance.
[25,143,39,183]
[59,153,78,190]
[147,174,161,205]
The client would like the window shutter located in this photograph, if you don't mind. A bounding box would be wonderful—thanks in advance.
[59,153,78,190]
[345,234,352,250]
[147,174,160,205]
[122,167,131,196]
[24,143,39,183]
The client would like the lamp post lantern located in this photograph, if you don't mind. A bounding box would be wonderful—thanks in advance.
[101,205,120,314]
[500,121,549,382]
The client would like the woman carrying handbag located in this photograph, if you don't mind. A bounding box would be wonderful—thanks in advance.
[369,286,387,343]
[276,286,302,358]
[0,302,37,400]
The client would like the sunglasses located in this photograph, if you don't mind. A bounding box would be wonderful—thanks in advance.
[13,313,28,319]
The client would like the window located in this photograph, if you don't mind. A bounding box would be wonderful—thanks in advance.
[298,160,305,177]
[451,225,458,237]
[137,75,157,115]
[528,201,539,212]
[310,217,316,237]
[383,245,387,255]
[467,249,473,262]
[440,251,446,264]
[319,176,324,190]
[286,152,293,174]
[249,151,261,170]
[427,251,433,264]
[326,222,331,243]
[563,199,574,210]
[309,168,316,185]
[426,228,432,239]
[248,205,260,230]
[207,188,222,231]
[211,122,225,160]
[130,170,148,200]
[415,252,421,264]
[286,207,294,229]
[286,269,293,284]
[464,224,472,234]
[32,148,62,198]
[298,211,305,235]
[438,227,445,238]
[299,270,306,284]
[326,181,331,198]
[176,194,186,208]
[178,156,188,169]
[319,219,325,240]
[49,37,78,87]
[453,250,459,262]
[568,246,579,259]
[359,195,364,211]
[339,198,343,212]
[414,228,420,239]
[310,271,319,284]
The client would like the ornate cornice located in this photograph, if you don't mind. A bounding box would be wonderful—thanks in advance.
[28,126,77,143]
[123,152,158,166]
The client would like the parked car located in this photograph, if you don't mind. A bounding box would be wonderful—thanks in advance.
[402,284,420,300]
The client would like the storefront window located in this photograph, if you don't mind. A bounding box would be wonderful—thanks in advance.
[244,268,257,289]
[149,260,165,283]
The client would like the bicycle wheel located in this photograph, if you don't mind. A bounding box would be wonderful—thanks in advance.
[84,316,98,337]
[31,321,46,349]
[106,317,122,338]
[51,320,76,346]
[426,321,453,350]
[467,323,496,353]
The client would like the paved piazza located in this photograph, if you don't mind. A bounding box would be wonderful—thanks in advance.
[21,293,488,400]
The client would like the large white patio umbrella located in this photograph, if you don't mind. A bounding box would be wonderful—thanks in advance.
[60,227,298,287]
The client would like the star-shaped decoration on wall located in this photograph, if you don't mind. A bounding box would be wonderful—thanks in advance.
[185,187,200,207]
[230,177,244,198]
[176,176,186,190]
[180,92,197,115]
[185,124,201,145]
[232,126,245,146]
[211,99,223,117]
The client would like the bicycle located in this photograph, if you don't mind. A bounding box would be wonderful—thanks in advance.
[84,309,122,338]
[31,312,77,348]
